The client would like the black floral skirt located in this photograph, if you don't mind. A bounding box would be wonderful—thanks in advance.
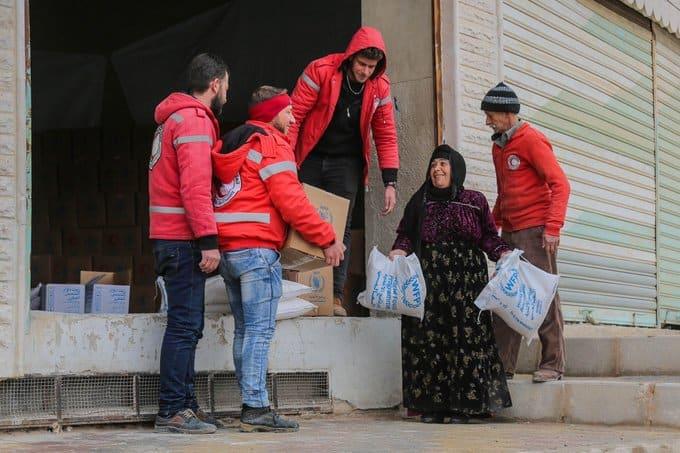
[402,239,512,415]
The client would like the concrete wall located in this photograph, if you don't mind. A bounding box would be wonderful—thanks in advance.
[25,313,402,409]
[0,0,28,378]
[440,0,501,204]
[361,0,436,254]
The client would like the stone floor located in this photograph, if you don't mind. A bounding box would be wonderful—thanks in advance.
[2,411,680,452]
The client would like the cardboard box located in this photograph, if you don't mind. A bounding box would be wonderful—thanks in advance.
[62,228,103,255]
[80,270,131,314]
[77,192,107,227]
[130,284,158,313]
[348,229,366,277]
[283,266,333,316]
[107,192,137,226]
[42,284,85,313]
[103,227,142,255]
[134,255,156,286]
[32,230,62,255]
[281,184,349,272]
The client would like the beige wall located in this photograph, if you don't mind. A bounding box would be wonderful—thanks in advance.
[362,0,436,255]
[0,0,28,377]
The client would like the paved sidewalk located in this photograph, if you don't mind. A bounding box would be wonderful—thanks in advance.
[2,411,680,452]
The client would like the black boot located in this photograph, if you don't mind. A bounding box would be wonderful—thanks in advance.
[421,412,445,424]
[446,411,470,424]
[240,405,299,433]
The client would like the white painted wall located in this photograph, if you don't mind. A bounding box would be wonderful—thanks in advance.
[25,313,402,409]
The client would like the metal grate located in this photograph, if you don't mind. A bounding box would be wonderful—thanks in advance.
[137,374,160,416]
[0,371,330,428]
[275,372,331,411]
[0,377,57,425]
[61,376,135,420]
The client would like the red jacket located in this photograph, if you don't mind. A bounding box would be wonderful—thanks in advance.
[211,121,336,252]
[149,93,219,248]
[289,26,399,185]
[492,122,571,237]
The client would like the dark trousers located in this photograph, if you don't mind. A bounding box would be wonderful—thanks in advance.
[298,153,363,300]
[154,239,206,417]
[492,226,566,374]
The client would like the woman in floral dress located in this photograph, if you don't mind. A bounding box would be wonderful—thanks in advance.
[390,144,512,424]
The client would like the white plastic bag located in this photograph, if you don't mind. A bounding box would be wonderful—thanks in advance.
[474,249,559,342]
[276,298,316,320]
[358,247,426,320]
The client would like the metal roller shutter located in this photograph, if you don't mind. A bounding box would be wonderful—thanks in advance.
[503,0,657,326]
[654,23,680,326]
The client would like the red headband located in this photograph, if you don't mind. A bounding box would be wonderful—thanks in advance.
[248,93,292,123]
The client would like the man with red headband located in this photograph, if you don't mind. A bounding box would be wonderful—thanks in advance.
[212,86,344,432]
[290,26,399,316]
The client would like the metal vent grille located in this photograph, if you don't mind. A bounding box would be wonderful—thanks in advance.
[61,376,135,421]
[0,371,330,429]
[275,372,331,411]
[0,377,57,426]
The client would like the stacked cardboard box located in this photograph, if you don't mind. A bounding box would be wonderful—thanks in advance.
[30,126,158,313]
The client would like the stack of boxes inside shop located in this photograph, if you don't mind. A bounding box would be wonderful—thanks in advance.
[30,126,157,314]
[30,127,370,317]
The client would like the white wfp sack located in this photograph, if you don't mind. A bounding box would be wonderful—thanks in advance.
[357,247,426,320]
[157,275,313,315]
[276,298,316,320]
[474,249,559,342]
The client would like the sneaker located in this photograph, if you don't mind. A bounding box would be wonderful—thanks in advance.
[333,297,348,317]
[532,369,563,383]
[154,409,217,434]
[240,406,299,433]
[195,408,233,429]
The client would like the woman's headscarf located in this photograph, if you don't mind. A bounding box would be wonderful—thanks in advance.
[400,144,467,257]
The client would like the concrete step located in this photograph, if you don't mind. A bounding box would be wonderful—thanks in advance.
[505,375,680,428]
[516,325,680,377]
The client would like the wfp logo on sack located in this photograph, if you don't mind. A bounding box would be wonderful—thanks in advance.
[516,285,543,321]
[500,268,520,297]
[402,276,423,308]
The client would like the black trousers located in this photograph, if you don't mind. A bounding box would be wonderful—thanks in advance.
[298,153,363,299]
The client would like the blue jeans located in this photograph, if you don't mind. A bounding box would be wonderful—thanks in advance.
[220,248,282,408]
[154,240,206,417]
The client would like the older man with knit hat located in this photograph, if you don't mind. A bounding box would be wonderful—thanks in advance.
[481,82,571,383]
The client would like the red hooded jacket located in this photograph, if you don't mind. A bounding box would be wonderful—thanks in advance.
[148,93,219,248]
[289,26,399,185]
[211,121,335,252]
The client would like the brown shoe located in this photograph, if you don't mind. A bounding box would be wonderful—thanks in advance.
[333,297,347,316]
[532,369,562,383]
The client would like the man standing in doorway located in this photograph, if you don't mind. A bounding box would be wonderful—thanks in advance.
[149,53,229,434]
[290,26,400,316]
[481,82,571,383]
[212,86,344,432]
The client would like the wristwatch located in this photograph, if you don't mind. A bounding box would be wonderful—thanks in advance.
[385,181,397,189]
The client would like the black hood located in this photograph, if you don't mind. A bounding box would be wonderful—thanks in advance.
[220,123,266,154]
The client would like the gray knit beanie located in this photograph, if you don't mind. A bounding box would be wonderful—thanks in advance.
[480,82,520,113]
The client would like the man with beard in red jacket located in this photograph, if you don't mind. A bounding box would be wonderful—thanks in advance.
[290,26,400,316]
[212,86,344,432]
[149,53,228,434]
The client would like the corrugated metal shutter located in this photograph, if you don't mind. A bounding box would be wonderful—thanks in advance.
[654,24,680,325]
[502,0,657,326]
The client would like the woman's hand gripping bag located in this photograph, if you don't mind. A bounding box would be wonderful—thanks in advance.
[474,249,559,342]
[358,247,426,320]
